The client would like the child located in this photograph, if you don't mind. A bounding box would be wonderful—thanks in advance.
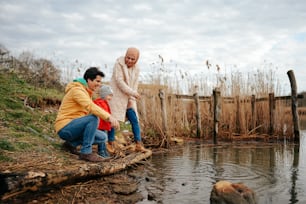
[94,85,116,154]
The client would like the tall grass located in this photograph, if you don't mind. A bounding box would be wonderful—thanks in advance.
[138,62,295,144]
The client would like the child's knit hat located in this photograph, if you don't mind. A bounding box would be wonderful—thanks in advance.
[100,85,113,99]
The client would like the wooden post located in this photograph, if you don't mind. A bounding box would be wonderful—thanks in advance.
[159,89,169,147]
[235,96,240,134]
[269,93,275,136]
[194,92,201,138]
[287,70,300,143]
[213,88,221,144]
[251,95,256,130]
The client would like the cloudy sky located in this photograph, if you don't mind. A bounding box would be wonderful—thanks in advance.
[1,0,306,93]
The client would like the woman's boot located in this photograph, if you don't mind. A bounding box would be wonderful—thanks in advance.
[135,141,148,153]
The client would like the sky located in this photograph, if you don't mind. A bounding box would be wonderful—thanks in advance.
[1,0,306,93]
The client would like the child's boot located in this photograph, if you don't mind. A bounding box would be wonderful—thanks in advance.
[98,142,111,159]
[107,141,115,154]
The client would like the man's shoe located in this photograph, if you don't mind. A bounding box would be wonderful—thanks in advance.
[62,141,79,155]
[79,153,106,162]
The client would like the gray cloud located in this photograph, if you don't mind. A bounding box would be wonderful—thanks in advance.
[1,0,306,91]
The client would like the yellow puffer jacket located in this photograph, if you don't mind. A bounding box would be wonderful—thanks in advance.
[54,81,110,133]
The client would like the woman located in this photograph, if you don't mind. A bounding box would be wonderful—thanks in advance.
[108,47,147,152]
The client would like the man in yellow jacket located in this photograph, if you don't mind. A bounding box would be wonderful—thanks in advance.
[55,67,119,162]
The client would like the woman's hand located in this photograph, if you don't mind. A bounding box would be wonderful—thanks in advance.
[109,115,120,130]
[134,92,141,100]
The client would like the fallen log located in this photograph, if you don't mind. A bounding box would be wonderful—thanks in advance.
[0,150,152,200]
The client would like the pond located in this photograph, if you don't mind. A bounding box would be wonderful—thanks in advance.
[137,133,306,203]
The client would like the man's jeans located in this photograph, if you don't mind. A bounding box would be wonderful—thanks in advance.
[58,114,107,154]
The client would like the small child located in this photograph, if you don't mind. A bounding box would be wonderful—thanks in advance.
[94,85,116,155]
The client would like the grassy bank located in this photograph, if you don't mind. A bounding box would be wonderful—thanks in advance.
[0,70,63,163]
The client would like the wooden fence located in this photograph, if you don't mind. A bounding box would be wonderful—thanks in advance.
[138,70,301,145]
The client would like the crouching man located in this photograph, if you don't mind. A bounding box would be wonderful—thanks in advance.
[54,67,119,162]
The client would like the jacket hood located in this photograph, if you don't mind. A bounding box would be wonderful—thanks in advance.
[117,56,126,67]
[65,79,87,93]
[117,56,139,69]
[73,78,87,86]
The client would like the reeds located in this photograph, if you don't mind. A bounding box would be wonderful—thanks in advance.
[138,62,295,144]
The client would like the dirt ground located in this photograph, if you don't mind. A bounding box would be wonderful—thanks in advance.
[0,125,172,204]
[3,168,147,204]
[0,142,169,204]
[1,154,151,204]
[9,170,147,204]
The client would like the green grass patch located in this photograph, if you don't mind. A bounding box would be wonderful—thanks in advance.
[0,153,14,162]
[41,113,57,123]
[0,71,64,157]
[15,142,33,150]
[11,132,27,138]
[12,125,31,133]
[120,121,132,132]
[1,98,23,109]
[0,139,15,151]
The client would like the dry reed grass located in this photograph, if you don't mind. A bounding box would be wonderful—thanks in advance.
[138,65,296,144]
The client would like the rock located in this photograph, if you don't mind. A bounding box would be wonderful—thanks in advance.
[111,181,138,195]
[170,137,184,144]
[210,180,257,204]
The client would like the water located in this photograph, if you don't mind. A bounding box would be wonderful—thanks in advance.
[138,132,306,204]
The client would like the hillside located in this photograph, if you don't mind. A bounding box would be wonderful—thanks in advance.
[0,71,74,199]
[0,70,64,165]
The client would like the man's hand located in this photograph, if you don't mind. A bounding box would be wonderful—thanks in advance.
[109,115,120,130]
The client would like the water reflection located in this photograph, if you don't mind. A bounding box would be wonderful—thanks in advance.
[138,133,306,204]
[290,144,299,204]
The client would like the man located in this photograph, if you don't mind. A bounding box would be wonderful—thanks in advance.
[55,67,119,162]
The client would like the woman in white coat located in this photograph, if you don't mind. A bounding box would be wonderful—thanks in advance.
[108,47,147,152]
